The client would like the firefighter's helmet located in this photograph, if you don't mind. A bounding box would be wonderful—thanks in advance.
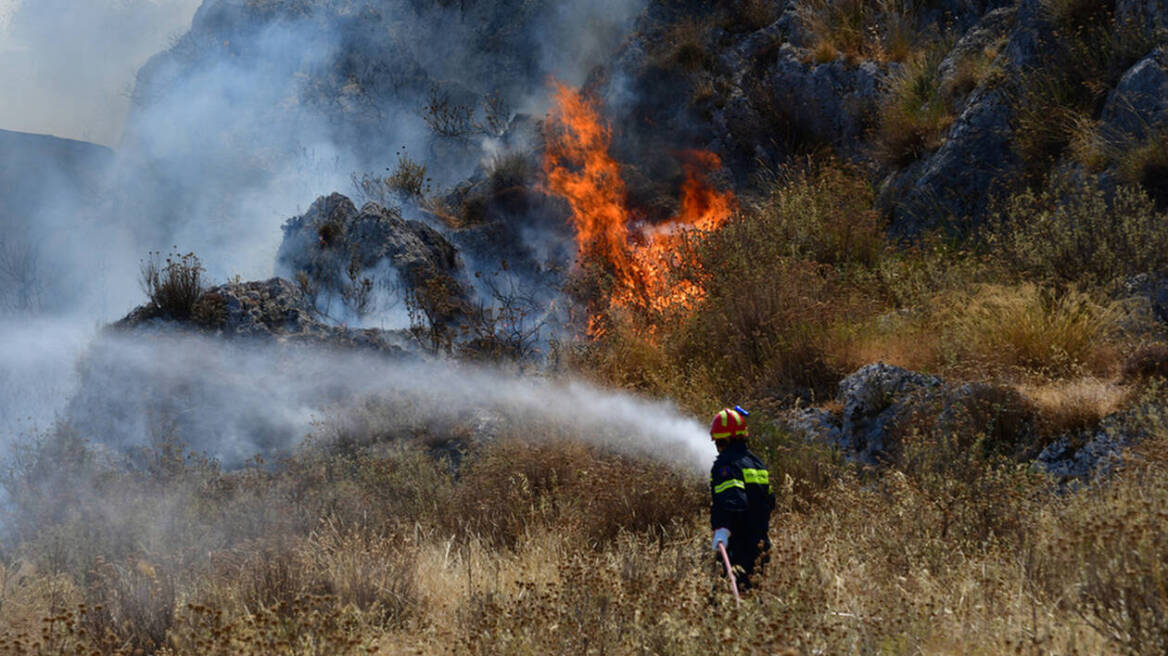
[710,406,749,440]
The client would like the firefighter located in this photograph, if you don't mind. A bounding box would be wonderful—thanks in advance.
[709,406,774,591]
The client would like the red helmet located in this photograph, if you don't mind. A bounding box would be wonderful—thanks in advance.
[710,407,748,440]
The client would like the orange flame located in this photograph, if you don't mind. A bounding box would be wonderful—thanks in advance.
[543,82,736,335]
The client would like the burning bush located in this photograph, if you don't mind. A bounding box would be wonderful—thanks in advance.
[543,82,736,336]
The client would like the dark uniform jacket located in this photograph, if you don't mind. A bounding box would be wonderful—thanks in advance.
[710,441,775,566]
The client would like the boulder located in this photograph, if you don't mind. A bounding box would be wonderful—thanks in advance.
[1120,273,1168,325]
[783,363,1037,465]
[882,84,1017,235]
[1099,46,1168,143]
[276,193,468,324]
[837,363,944,462]
[767,44,886,150]
[785,362,1158,481]
[1034,402,1167,481]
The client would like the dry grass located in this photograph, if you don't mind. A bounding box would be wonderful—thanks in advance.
[940,283,1120,377]
[797,0,924,64]
[875,46,955,167]
[652,17,714,73]
[6,417,1168,654]
[1018,377,1129,436]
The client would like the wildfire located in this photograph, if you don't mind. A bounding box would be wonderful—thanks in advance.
[543,81,736,335]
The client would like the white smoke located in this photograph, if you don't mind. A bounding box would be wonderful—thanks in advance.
[0,319,91,441]
[0,0,683,478]
[0,0,202,145]
[65,333,715,471]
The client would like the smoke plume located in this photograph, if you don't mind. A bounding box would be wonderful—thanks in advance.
[65,333,715,471]
[0,0,719,487]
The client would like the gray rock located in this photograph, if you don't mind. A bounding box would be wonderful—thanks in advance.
[1035,433,1129,481]
[276,193,468,324]
[1033,403,1166,481]
[938,6,1017,110]
[1117,0,1168,37]
[781,407,844,449]
[884,84,1017,235]
[114,277,407,353]
[767,44,886,149]
[838,363,944,462]
[1001,0,1047,70]
[1121,273,1168,324]
[773,1,810,49]
[788,363,1039,465]
[1100,46,1168,143]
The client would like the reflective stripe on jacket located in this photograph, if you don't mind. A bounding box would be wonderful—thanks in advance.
[710,441,775,540]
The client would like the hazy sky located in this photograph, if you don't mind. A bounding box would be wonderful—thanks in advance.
[0,0,202,146]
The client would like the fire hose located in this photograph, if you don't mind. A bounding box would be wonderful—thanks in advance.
[718,542,741,604]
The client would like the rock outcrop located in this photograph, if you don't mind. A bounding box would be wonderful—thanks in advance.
[783,363,1035,464]
[276,193,468,325]
[784,362,1159,481]
[1100,46,1168,142]
[881,85,1017,235]
[114,277,407,353]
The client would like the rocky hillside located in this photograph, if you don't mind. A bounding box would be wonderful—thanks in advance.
[0,129,112,312]
[591,0,1168,234]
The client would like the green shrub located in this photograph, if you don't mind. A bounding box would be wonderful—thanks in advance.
[988,173,1168,287]
[745,162,884,268]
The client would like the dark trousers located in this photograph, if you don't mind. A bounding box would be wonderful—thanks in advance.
[719,534,769,591]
